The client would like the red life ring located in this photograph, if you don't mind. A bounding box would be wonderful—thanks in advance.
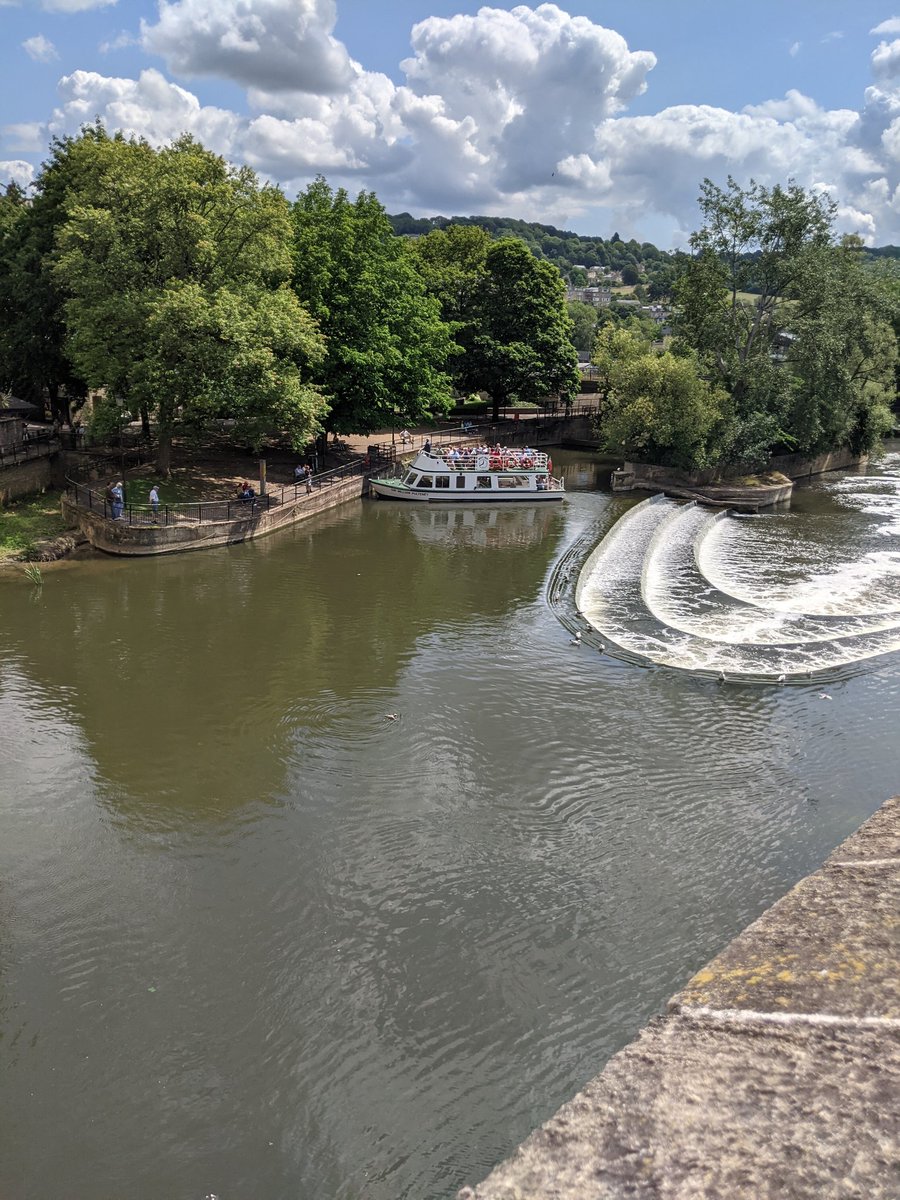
[547,458,553,473]
[522,457,534,469]
[490,456,502,471]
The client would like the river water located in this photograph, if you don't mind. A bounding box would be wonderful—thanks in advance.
[1,446,899,1200]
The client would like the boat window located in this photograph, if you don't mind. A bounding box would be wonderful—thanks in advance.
[403,471,417,485]
[498,475,530,488]
[417,474,433,488]
[455,475,467,488]
[435,475,450,488]
[476,475,493,489]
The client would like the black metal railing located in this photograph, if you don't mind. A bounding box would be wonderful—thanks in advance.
[0,433,59,468]
[64,450,390,528]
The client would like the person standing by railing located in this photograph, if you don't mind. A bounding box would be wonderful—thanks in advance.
[149,484,160,524]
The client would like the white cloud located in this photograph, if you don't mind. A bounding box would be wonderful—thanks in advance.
[3,121,45,151]
[22,33,58,62]
[141,0,353,93]
[872,18,900,35]
[872,38,900,81]
[49,69,242,154]
[22,3,900,247]
[0,160,35,188]
[99,30,139,54]
[43,0,117,10]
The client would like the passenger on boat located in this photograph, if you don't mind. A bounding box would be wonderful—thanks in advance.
[536,475,547,491]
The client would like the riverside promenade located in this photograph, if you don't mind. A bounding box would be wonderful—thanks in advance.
[460,796,900,1199]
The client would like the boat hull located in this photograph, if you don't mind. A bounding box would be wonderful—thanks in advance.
[369,479,564,502]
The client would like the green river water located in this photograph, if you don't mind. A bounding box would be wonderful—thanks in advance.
[1,447,898,1199]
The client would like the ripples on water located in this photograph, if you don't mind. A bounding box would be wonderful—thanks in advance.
[0,451,899,1200]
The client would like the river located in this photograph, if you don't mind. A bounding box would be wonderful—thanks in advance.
[1,446,898,1200]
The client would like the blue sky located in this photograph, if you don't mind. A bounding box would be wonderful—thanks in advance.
[4,1,900,248]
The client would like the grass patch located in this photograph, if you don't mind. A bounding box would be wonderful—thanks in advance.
[0,491,67,562]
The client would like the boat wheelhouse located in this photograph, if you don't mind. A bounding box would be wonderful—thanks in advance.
[369,447,565,503]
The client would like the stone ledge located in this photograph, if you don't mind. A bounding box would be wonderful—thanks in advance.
[461,1017,900,1200]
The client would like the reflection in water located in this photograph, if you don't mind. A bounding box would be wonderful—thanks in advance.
[401,503,562,550]
[1,447,899,1200]
[577,447,900,677]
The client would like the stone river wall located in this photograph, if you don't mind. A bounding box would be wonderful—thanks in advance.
[460,796,900,1199]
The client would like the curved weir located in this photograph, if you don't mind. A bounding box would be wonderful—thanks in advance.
[574,452,900,679]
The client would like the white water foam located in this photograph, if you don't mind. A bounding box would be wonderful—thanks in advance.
[576,457,900,676]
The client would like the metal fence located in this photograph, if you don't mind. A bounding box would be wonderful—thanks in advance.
[0,433,59,468]
[64,452,385,527]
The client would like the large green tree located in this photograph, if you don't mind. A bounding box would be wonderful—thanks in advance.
[55,134,327,473]
[292,179,453,437]
[592,326,729,470]
[0,130,109,422]
[674,176,897,465]
[416,233,579,420]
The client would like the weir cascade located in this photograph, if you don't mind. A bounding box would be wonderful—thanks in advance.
[570,448,900,681]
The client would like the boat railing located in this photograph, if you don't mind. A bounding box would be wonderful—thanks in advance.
[419,450,551,471]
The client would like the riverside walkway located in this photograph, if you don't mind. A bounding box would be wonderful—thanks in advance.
[460,796,900,1199]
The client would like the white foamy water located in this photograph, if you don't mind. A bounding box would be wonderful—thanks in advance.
[576,452,900,677]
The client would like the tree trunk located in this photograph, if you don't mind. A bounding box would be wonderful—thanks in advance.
[140,403,151,440]
[155,429,172,476]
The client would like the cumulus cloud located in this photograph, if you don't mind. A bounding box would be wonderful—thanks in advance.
[49,69,242,154]
[0,160,35,188]
[23,33,58,62]
[872,18,900,35]
[22,2,900,246]
[872,37,900,81]
[141,0,353,93]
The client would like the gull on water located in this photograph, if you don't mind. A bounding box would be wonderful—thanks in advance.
[570,632,582,646]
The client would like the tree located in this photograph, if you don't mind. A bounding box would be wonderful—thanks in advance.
[422,237,579,420]
[594,334,729,471]
[673,176,897,465]
[292,179,453,437]
[567,300,599,353]
[55,134,328,472]
[0,129,108,422]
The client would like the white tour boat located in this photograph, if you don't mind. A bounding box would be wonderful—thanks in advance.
[369,446,565,503]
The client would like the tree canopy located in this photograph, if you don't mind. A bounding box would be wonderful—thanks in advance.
[415,232,580,419]
[292,179,453,436]
[672,177,897,467]
[54,132,328,472]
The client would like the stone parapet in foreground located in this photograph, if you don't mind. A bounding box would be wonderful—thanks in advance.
[460,797,900,1199]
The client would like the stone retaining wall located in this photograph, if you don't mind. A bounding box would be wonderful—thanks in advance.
[460,796,900,1199]
[62,473,367,555]
[0,454,59,505]
[611,448,868,509]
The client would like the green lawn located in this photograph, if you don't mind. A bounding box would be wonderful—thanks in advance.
[0,491,68,561]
